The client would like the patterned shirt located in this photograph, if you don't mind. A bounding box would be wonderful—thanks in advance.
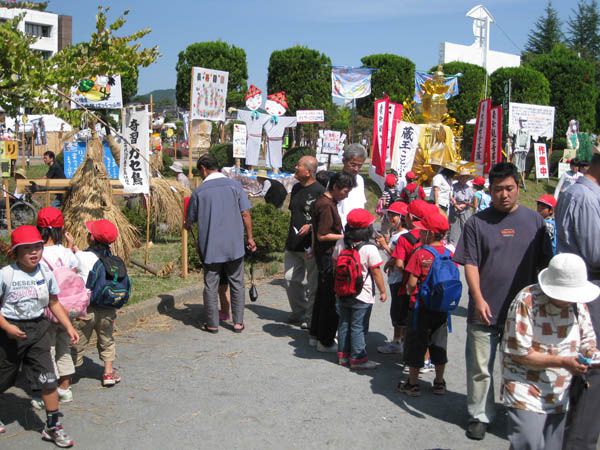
[501,285,600,414]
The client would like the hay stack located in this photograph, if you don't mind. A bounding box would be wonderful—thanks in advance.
[150,178,191,232]
[63,135,140,260]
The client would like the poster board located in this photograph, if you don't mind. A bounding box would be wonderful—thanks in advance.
[63,141,119,179]
[508,102,555,140]
[190,67,229,122]
[296,110,325,123]
[534,143,550,179]
[70,75,123,109]
[232,123,247,158]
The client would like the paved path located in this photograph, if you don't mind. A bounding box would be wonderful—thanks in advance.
[0,276,507,450]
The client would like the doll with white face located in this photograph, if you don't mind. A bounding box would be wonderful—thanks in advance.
[236,84,269,168]
[245,84,263,111]
[265,93,287,117]
[263,92,297,171]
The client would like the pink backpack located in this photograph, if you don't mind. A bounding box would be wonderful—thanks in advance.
[43,257,90,323]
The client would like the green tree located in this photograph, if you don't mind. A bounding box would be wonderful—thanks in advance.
[266,45,332,114]
[567,0,600,60]
[524,0,563,55]
[356,54,414,117]
[526,45,597,139]
[121,66,139,104]
[433,62,486,124]
[175,41,248,110]
[490,66,550,106]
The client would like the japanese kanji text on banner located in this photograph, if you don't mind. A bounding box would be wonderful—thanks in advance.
[534,143,550,179]
[119,106,150,194]
[391,122,421,179]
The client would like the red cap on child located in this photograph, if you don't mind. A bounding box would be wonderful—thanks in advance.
[421,213,449,234]
[346,208,376,228]
[405,171,416,181]
[473,176,486,187]
[385,173,397,187]
[37,207,64,228]
[407,199,431,220]
[85,220,119,244]
[537,194,557,209]
[11,225,44,250]
[387,201,408,216]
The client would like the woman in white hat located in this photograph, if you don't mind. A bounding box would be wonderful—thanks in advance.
[501,253,600,450]
[170,161,190,189]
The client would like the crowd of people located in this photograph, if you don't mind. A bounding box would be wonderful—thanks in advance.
[1,144,599,450]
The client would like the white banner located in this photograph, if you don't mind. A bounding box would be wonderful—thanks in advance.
[331,67,373,99]
[190,67,229,122]
[232,123,247,158]
[390,122,421,179]
[534,143,550,179]
[119,106,150,194]
[71,75,123,110]
[472,99,491,165]
[296,110,325,123]
[509,102,555,140]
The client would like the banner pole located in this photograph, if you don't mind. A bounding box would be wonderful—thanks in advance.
[3,179,11,235]
[181,192,188,279]
[352,98,356,143]
[188,68,194,179]
[144,193,151,268]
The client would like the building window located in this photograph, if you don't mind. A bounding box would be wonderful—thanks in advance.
[25,22,52,38]
[35,50,53,60]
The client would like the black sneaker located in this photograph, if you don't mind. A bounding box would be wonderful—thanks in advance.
[466,421,487,440]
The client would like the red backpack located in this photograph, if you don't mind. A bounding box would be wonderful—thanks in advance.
[334,242,371,299]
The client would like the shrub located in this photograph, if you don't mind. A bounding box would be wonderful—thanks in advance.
[187,237,203,271]
[208,143,234,168]
[250,202,290,259]
[122,204,147,236]
[490,66,550,106]
[282,146,315,173]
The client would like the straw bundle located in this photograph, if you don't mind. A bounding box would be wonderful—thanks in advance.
[149,177,191,232]
[62,136,140,260]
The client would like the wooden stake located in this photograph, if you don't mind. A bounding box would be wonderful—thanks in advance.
[3,179,11,235]
[181,192,188,279]
[144,193,151,267]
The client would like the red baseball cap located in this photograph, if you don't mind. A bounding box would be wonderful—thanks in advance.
[11,225,44,250]
[385,173,397,187]
[346,208,376,228]
[405,171,416,181]
[37,207,64,228]
[387,201,408,216]
[85,219,119,244]
[422,213,449,234]
[473,176,485,187]
[407,199,431,220]
[537,194,557,209]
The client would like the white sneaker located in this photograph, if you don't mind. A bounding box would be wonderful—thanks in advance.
[377,341,404,354]
[351,360,379,370]
[308,336,317,347]
[31,397,44,410]
[316,342,338,353]
[58,388,73,403]
[420,360,435,373]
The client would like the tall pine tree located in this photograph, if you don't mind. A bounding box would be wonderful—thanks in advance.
[525,0,563,55]
[568,0,600,60]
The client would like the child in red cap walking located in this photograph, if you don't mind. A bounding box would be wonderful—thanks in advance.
[400,171,426,204]
[536,194,557,255]
[0,225,78,447]
[378,173,400,237]
[333,209,387,370]
[72,219,124,387]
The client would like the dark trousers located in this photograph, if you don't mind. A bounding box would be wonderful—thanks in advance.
[562,369,600,450]
[309,253,338,347]
[203,258,245,328]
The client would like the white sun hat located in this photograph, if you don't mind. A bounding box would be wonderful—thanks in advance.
[170,162,184,173]
[538,253,600,303]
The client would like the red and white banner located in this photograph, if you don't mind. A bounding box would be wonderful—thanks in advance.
[534,143,550,179]
[487,105,503,174]
[372,96,403,176]
[471,99,492,167]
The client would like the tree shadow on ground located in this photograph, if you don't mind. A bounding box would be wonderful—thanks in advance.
[0,392,45,434]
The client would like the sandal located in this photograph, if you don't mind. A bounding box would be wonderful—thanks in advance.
[201,324,218,334]
[397,380,421,397]
[233,323,245,334]
[432,379,447,395]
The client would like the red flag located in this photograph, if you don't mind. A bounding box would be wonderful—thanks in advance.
[371,96,389,176]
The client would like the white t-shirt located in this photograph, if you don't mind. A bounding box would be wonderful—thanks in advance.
[337,174,367,227]
[387,230,408,285]
[76,251,99,284]
[333,240,383,304]
[431,173,452,208]
[0,263,59,320]
[42,244,78,270]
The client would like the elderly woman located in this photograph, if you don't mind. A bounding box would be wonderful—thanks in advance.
[501,253,600,450]
[449,168,474,245]
[337,143,368,227]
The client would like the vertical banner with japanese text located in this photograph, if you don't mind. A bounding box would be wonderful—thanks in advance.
[390,122,421,179]
[119,106,150,194]
[487,105,503,174]
[371,97,389,176]
[386,101,403,164]
[472,99,491,167]
[534,143,549,179]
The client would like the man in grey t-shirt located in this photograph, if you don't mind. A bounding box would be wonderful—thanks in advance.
[454,162,551,441]
[186,154,256,333]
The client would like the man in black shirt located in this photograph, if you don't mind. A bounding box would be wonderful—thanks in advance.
[43,151,66,207]
[284,156,324,328]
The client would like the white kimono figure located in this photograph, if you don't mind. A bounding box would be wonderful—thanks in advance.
[263,91,296,170]
[236,85,269,167]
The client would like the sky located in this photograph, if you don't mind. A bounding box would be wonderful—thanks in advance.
[45,0,575,96]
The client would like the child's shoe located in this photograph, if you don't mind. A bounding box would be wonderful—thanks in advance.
[397,380,421,397]
[102,371,122,387]
[432,379,447,395]
[41,423,74,448]
[337,352,350,367]
[58,388,73,403]
[31,397,44,410]
[420,359,435,373]
[350,359,379,370]
[377,340,404,354]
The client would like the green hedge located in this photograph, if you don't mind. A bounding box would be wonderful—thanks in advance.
[208,143,235,168]
[490,66,550,106]
[282,146,316,173]
[250,202,290,259]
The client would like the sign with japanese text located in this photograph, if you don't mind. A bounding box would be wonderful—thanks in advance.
[190,67,229,122]
[391,122,421,179]
[487,105,503,174]
[320,130,342,155]
[0,141,18,160]
[63,141,119,179]
[119,106,150,194]
[71,75,123,110]
[472,99,491,165]
[509,102,555,140]
[296,110,325,123]
[232,123,247,158]
[534,143,550,179]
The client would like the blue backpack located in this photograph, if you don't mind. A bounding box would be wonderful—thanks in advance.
[87,254,131,309]
[415,245,462,331]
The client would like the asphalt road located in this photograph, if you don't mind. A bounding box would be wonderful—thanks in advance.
[0,274,508,450]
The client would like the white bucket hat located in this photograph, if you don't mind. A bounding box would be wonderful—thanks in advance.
[170,161,184,173]
[538,253,600,303]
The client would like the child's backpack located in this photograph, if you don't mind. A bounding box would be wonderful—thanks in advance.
[88,254,131,309]
[42,257,90,323]
[415,245,462,331]
[402,186,420,204]
[334,242,371,300]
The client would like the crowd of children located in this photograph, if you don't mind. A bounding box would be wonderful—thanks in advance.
[0,208,125,448]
